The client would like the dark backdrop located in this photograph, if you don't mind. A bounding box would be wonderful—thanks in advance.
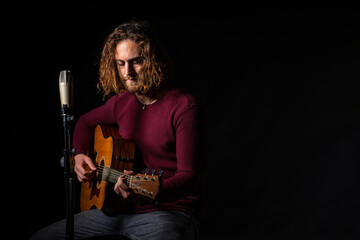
[11,4,360,240]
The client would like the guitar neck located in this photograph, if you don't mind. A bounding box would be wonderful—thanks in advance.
[96,164,130,185]
[95,163,160,201]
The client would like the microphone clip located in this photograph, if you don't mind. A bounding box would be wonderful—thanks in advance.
[61,104,75,123]
[61,104,73,115]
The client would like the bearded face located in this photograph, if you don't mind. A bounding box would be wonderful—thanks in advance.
[115,40,144,93]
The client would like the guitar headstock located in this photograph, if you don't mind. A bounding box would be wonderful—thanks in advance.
[129,172,160,200]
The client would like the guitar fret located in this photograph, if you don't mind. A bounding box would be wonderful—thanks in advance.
[96,165,131,184]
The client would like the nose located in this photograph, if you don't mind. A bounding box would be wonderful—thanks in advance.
[124,62,135,77]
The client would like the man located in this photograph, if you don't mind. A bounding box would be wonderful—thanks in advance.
[31,20,204,240]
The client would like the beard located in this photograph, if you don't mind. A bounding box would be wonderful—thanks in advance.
[121,75,142,93]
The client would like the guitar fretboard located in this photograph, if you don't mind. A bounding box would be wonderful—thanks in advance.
[96,164,131,185]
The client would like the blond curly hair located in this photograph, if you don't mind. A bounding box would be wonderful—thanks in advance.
[98,20,172,98]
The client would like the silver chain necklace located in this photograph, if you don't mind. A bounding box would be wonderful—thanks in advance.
[141,99,157,110]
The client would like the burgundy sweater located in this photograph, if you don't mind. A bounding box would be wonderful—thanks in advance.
[73,88,204,216]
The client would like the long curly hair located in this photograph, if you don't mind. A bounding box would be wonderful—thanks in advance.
[98,20,172,98]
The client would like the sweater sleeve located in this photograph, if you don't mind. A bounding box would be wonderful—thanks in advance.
[73,96,118,154]
[160,104,205,201]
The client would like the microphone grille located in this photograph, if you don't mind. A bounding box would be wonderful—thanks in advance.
[59,70,73,83]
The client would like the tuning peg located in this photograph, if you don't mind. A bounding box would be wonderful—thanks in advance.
[152,169,156,176]
[145,168,149,175]
[159,170,164,177]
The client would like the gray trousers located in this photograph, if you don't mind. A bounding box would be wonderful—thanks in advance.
[30,209,201,240]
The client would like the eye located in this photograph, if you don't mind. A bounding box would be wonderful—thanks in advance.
[132,58,143,65]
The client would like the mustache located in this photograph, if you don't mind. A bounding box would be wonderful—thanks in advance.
[124,76,137,81]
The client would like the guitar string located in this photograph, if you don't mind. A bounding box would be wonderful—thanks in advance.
[95,164,131,183]
[96,165,156,181]
[95,163,125,176]
[97,166,130,179]
[93,164,156,184]
[97,165,129,176]
[92,164,157,198]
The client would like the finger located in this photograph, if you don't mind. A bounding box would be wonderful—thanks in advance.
[114,181,125,196]
[114,177,123,192]
[74,156,91,174]
[82,173,95,182]
[120,183,129,192]
[77,174,83,182]
[114,176,131,198]
[83,156,97,171]
[122,191,131,199]
[74,161,86,176]
[75,165,94,178]
[75,166,94,182]
[114,185,131,199]
[77,174,90,182]
[117,175,129,190]
[124,170,134,175]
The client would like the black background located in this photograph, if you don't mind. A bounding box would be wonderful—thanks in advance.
[11,3,360,240]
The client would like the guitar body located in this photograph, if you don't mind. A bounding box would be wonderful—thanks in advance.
[80,124,136,212]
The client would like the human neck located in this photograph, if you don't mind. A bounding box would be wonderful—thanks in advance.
[135,86,169,106]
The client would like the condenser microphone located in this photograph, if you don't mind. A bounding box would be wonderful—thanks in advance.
[59,70,74,114]
[59,70,76,239]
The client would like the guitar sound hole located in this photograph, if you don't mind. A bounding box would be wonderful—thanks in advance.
[97,160,105,182]
[88,160,104,192]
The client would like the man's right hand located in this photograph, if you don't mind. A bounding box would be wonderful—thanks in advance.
[74,153,97,182]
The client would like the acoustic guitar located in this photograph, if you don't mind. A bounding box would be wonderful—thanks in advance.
[80,124,160,212]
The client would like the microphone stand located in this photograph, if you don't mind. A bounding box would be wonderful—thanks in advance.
[61,104,75,240]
